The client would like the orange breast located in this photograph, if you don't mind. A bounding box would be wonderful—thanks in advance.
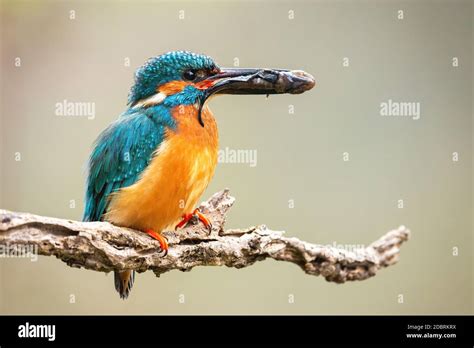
[105,105,219,232]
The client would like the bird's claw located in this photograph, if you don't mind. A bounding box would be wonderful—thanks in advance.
[145,229,169,256]
[175,208,213,234]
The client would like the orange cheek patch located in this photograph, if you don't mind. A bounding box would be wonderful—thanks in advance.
[158,80,189,95]
[158,79,215,95]
[194,80,214,90]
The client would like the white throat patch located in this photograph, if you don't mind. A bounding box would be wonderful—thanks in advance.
[133,92,167,108]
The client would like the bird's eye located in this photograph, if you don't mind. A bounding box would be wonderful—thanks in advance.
[183,70,197,81]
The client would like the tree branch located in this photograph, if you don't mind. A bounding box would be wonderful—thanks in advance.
[0,190,410,283]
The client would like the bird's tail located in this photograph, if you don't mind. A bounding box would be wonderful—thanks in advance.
[114,270,135,299]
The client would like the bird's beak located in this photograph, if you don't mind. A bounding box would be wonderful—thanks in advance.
[197,67,315,126]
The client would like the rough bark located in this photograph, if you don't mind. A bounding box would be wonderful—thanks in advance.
[0,190,410,283]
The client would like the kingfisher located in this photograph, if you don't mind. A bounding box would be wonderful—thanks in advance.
[83,51,314,299]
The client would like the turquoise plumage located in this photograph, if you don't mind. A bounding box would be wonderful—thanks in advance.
[83,107,174,222]
[128,51,215,105]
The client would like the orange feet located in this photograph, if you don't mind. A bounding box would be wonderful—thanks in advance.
[145,229,168,256]
[175,208,212,234]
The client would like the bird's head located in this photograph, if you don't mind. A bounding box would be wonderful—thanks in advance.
[128,51,315,126]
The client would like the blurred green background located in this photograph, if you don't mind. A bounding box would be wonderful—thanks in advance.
[0,0,472,314]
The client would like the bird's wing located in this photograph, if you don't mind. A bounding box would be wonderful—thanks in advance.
[83,110,169,221]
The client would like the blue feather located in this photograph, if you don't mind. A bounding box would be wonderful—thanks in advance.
[83,106,175,222]
[128,51,216,106]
